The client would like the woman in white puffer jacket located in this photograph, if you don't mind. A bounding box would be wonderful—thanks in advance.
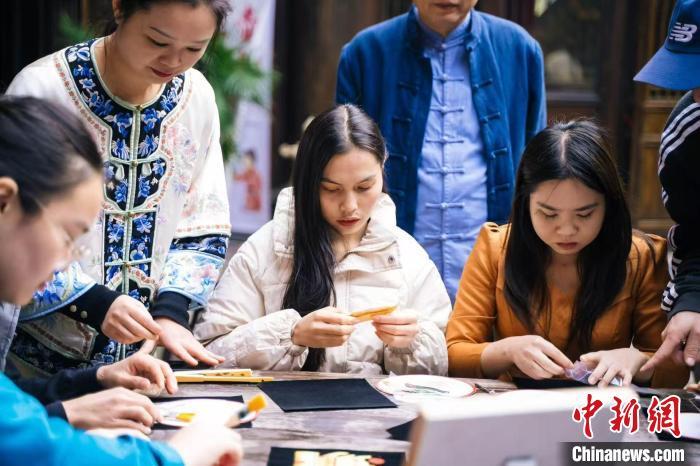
[193,105,450,375]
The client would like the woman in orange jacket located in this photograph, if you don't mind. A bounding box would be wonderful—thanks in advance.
[446,120,688,388]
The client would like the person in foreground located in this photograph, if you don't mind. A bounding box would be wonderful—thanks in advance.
[194,104,451,374]
[446,119,689,388]
[0,95,241,466]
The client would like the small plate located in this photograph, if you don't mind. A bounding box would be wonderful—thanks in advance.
[156,398,257,427]
[376,375,476,403]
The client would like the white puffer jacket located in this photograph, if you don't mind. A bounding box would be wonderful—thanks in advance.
[193,188,451,375]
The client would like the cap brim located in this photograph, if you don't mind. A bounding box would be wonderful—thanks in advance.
[634,45,700,91]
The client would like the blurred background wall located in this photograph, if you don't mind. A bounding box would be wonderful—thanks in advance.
[0,0,680,236]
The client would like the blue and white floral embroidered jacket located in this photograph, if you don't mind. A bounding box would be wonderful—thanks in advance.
[6,39,230,373]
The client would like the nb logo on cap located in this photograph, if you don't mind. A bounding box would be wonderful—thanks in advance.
[670,22,698,42]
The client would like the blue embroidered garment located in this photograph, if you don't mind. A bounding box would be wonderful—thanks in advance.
[6,39,231,373]
[412,11,488,301]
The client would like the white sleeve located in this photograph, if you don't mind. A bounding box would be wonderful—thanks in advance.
[193,240,308,370]
[383,254,450,375]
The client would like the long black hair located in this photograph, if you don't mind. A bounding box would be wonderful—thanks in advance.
[104,0,231,36]
[504,119,633,351]
[284,104,386,371]
[0,95,102,214]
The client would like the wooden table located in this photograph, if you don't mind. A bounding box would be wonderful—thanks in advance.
[149,371,513,466]
[150,371,700,466]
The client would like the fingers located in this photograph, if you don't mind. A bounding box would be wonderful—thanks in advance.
[138,339,158,355]
[684,328,700,366]
[587,360,608,385]
[108,418,154,435]
[540,340,574,370]
[181,339,225,366]
[105,322,140,344]
[579,352,598,365]
[142,357,177,395]
[318,311,357,326]
[118,374,152,391]
[166,342,200,367]
[313,322,355,337]
[371,322,418,336]
[622,369,634,386]
[121,404,157,427]
[531,351,568,377]
[159,323,224,366]
[372,312,417,325]
[157,359,178,394]
[129,309,163,339]
[133,356,166,389]
[640,333,681,372]
[686,383,700,393]
[597,365,623,388]
[374,329,412,349]
[121,316,159,342]
[516,358,554,380]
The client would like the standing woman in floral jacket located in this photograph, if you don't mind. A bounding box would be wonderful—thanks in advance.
[5,0,232,374]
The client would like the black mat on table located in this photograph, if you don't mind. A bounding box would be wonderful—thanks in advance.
[167,361,213,371]
[152,395,252,430]
[258,378,397,412]
[267,447,404,466]
[513,377,588,389]
[387,419,414,441]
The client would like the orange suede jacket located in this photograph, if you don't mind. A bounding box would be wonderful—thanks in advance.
[446,223,689,388]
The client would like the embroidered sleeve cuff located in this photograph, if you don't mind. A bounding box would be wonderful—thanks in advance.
[20,262,96,321]
[151,291,191,330]
[63,285,121,329]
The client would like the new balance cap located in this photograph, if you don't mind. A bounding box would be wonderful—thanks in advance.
[635,0,700,90]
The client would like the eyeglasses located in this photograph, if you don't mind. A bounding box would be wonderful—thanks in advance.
[35,199,91,265]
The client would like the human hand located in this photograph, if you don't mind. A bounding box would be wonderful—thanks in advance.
[580,347,649,387]
[96,351,177,395]
[641,311,700,371]
[502,335,574,379]
[102,295,162,344]
[63,387,161,434]
[145,318,224,367]
[168,425,243,466]
[371,309,419,349]
[291,306,357,348]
